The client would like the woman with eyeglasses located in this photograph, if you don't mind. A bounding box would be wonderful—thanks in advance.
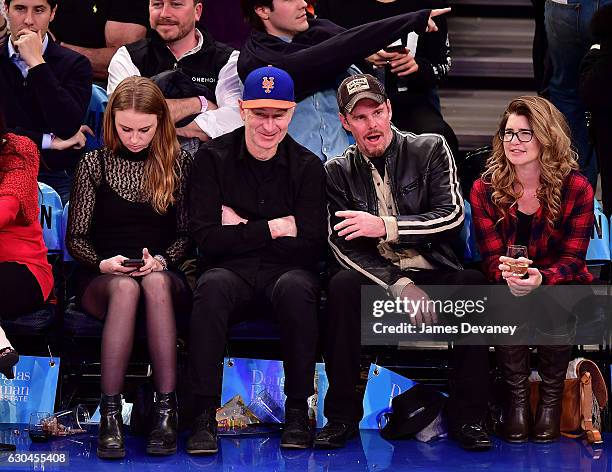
[470,96,594,443]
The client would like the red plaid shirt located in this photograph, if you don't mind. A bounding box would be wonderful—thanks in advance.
[470,171,594,285]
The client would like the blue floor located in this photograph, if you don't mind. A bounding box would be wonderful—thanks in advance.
[0,426,609,471]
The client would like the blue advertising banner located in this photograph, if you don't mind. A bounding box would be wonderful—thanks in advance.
[360,364,416,430]
[221,358,329,428]
[0,355,60,423]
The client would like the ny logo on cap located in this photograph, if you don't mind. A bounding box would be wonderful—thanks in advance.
[346,77,370,95]
[262,76,275,94]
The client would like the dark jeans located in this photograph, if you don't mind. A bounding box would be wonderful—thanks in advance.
[323,268,490,428]
[189,267,319,404]
[544,0,612,189]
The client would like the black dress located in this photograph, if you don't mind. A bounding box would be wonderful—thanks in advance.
[66,146,193,297]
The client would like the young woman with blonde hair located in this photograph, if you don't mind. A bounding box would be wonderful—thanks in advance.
[470,96,594,444]
[67,76,193,459]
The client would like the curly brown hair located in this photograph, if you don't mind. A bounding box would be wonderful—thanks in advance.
[482,96,578,227]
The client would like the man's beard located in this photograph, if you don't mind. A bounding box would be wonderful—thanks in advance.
[156,22,192,44]
[366,146,386,158]
[362,136,390,158]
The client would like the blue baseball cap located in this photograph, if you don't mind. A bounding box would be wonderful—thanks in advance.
[242,66,296,110]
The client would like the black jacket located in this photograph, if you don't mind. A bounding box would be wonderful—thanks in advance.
[127,29,233,96]
[238,10,431,102]
[189,127,327,285]
[315,0,451,92]
[325,129,464,291]
[0,39,92,171]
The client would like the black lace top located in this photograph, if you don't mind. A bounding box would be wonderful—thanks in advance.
[66,146,193,270]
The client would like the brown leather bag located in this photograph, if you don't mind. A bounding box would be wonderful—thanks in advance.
[530,359,608,444]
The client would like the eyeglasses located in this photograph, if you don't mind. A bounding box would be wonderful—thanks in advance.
[499,130,534,143]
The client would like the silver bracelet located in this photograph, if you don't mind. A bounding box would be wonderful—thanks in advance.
[153,254,168,271]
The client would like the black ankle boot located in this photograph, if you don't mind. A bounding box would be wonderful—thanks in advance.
[97,394,125,459]
[146,392,178,455]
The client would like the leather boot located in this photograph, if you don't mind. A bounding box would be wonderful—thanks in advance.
[97,394,125,459]
[146,392,178,455]
[496,345,530,442]
[532,345,571,443]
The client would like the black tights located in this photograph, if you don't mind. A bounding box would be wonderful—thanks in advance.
[81,272,190,395]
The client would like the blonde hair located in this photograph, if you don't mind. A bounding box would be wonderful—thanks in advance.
[482,96,578,226]
[103,77,180,214]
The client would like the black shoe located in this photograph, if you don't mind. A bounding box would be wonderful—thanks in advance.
[314,421,358,449]
[281,408,312,449]
[450,423,493,451]
[186,411,218,455]
[146,392,178,456]
[97,394,125,459]
[0,347,19,380]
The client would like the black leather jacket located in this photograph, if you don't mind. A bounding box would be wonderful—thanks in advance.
[325,128,464,291]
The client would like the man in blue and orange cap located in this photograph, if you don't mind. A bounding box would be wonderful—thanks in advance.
[187,65,327,453]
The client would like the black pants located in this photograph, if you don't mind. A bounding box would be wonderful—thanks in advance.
[0,262,45,318]
[189,267,319,403]
[323,268,490,428]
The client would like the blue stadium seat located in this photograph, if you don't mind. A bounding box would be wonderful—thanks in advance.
[229,319,280,341]
[0,306,56,335]
[37,182,63,254]
[62,202,73,262]
[83,84,108,152]
[587,199,610,263]
[63,303,105,337]
[461,200,481,263]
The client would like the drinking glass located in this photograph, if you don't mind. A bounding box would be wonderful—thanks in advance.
[45,405,90,436]
[28,412,51,442]
[506,245,529,276]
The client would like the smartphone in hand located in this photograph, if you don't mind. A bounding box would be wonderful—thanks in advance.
[384,45,406,54]
[121,258,145,268]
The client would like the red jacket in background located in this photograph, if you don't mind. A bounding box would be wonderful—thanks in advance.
[0,133,53,300]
